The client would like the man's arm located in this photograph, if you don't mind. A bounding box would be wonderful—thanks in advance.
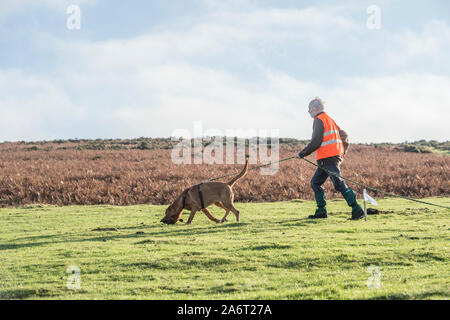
[297,118,324,158]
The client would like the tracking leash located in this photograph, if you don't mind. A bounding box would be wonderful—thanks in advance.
[300,158,450,210]
[204,156,450,210]
[207,156,298,182]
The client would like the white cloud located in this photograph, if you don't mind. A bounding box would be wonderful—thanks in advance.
[0,69,85,141]
[0,0,98,23]
[326,74,450,142]
[1,3,449,142]
[53,4,358,69]
[3,63,448,143]
[387,20,450,68]
[108,71,450,143]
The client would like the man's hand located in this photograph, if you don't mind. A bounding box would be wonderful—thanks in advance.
[297,150,306,158]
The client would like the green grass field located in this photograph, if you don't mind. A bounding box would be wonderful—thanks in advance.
[1,197,449,300]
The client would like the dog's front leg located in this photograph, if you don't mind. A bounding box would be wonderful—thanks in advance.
[186,210,198,224]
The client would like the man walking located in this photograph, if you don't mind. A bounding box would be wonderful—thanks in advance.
[297,98,364,220]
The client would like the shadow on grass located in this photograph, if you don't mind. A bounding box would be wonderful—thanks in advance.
[0,221,250,251]
[276,217,324,227]
[0,288,54,299]
[245,244,293,251]
[369,290,448,300]
[127,261,167,270]
[267,257,322,269]
[209,285,239,294]
[8,233,62,243]
[125,256,235,270]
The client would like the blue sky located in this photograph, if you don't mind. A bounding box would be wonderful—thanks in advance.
[0,0,449,142]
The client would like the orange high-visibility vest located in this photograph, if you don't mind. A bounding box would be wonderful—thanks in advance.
[315,113,345,160]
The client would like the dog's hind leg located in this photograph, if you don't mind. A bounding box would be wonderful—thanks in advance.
[214,202,225,208]
[202,208,220,223]
[220,209,231,223]
[215,202,230,222]
[230,205,240,222]
[221,199,240,222]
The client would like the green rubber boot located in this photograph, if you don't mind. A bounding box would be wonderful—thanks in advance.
[309,189,327,219]
[341,188,364,220]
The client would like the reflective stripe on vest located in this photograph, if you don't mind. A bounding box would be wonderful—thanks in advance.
[321,139,343,147]
[315,113,345,160]
[323,130,339,137]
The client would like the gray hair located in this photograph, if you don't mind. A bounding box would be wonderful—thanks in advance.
[308,97,325,116]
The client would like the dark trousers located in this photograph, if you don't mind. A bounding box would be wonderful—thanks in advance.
[310,164,348,193]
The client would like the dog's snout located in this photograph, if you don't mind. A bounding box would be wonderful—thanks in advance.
[161,216,175,224]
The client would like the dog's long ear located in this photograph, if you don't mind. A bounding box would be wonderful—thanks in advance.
[173,195,184,213]
[167,193,182,210]
[174,188,190,209]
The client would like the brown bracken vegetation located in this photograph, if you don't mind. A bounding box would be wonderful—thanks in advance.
[0,139,448,206]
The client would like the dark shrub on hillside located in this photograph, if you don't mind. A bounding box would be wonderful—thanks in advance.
[137,141,152,150]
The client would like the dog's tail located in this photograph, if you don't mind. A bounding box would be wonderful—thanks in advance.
[227,159,249,187]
